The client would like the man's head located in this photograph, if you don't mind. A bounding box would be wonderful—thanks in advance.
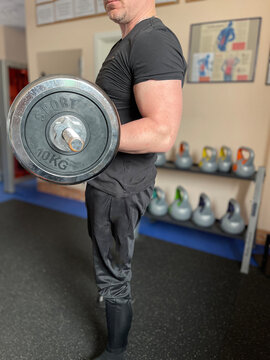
[103,0,155,25]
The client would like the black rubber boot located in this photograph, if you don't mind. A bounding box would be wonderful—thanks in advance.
[93,299,133,360]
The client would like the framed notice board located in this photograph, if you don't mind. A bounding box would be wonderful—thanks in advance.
[187,17,262,84]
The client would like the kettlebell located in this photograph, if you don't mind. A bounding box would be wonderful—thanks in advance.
[220,199,245,235]
[218,146,232,173]
[192,193,215,227]
[175,142,193,169]
[148,187,168,216]
[232,147,255,178]
[169,186,192,221]
[199,146,218,173]
[155,153,166,166]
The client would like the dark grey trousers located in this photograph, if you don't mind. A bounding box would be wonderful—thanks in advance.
[85,184,153,302]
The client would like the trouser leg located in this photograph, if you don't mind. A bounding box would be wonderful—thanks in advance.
[85,185,153,355]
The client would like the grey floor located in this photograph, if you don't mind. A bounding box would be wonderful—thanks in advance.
[0,200,269,360]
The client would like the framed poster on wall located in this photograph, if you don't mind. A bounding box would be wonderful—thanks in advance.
[266,50,270,85]
[156,0,179,4]
[187,17,262,84]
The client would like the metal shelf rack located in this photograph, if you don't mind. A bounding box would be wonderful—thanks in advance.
[146,161,265,274]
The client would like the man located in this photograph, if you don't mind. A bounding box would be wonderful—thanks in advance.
[85,1,187,359]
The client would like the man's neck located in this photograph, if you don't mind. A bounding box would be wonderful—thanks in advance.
[120,10,156,38]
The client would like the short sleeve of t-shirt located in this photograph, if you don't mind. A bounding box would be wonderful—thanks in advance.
[130,26,187,85]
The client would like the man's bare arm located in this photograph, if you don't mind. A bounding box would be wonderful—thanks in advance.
[118,79,183,154]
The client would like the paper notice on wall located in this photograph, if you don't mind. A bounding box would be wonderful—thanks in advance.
[191,53,214,82]
[74,0,96,17]
[96,0,105,14]
[55,0,74,21]
[199,20,250,53]
[212,50,252,82]
[36,3,55,25]
[36,0,52,4]
[155,0,177,3]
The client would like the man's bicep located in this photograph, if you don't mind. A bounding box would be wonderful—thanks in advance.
[133,79,183,133]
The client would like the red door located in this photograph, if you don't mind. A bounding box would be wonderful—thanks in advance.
[9,67,29,178]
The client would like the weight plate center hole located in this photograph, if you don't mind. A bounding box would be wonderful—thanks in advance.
[49,115,87,153]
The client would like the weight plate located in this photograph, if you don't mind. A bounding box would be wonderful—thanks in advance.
[7,75,120,184]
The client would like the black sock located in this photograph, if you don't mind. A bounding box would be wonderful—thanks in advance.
[105,299,133,352]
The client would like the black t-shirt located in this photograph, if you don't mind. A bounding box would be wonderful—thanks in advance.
[88,17,187,197]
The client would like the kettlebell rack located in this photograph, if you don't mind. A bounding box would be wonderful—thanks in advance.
[145,161,266,274]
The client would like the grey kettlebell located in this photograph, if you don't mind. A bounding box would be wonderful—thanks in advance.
[148,187,168,216]
[155,153,166,166]
[199,146,218,173]
[218,146,232,173]
[220,199,245,235]
[192,193,215,227]
[233,147,255,178]
[175,142,193,169]
[169,186,192,221]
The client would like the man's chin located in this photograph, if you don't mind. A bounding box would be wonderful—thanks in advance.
[107,10,126,23]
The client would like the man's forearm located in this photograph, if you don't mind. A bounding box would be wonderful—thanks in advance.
[118,117,176,154]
